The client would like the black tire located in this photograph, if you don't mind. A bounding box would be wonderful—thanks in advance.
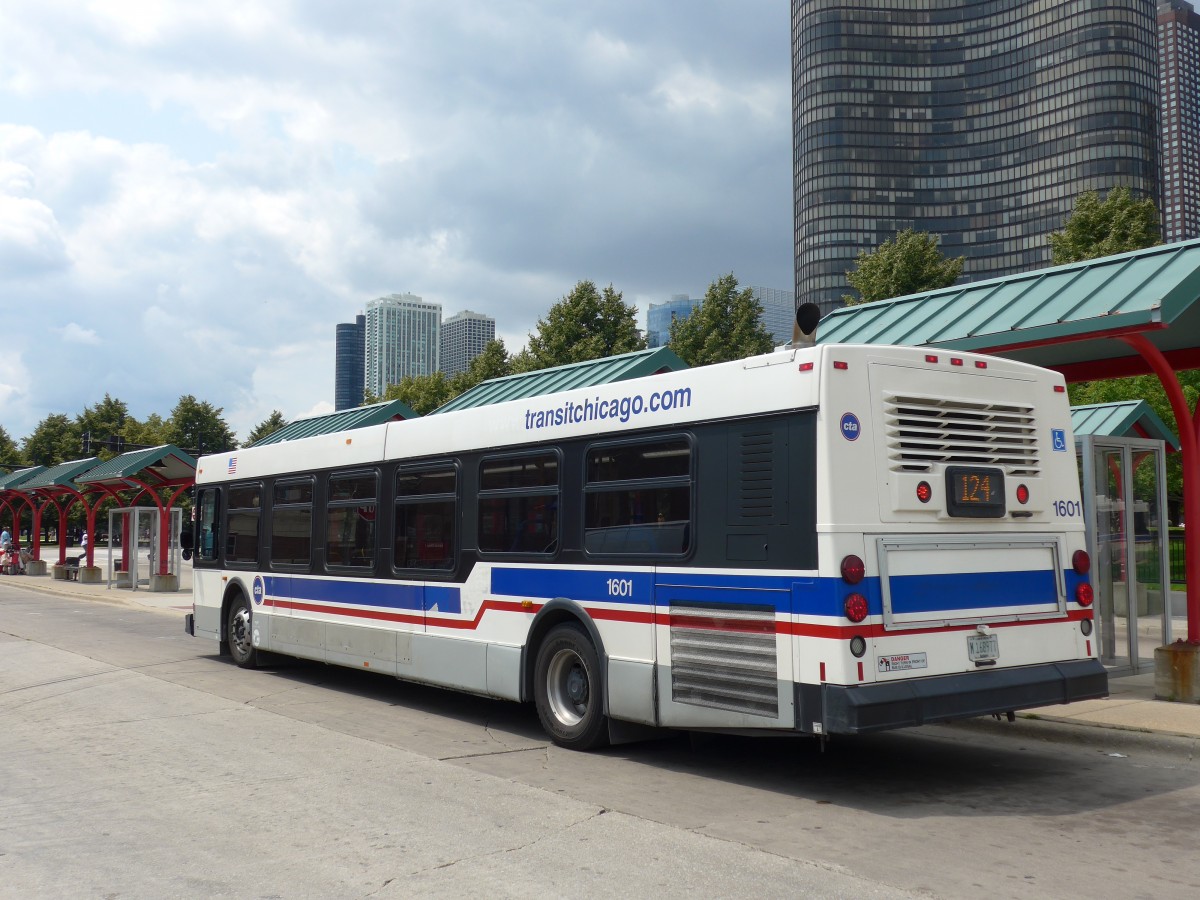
[226,593,258,669]
[533,622,608,751]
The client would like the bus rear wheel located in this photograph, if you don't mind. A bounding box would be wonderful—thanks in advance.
[227,593,258,669]
[534,623,608,751]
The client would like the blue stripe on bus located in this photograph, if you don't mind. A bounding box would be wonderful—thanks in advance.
[269,577,461,614]
[887,569,1058,613]
[491,567,657,606]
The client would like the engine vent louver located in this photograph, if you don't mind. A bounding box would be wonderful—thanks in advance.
[669,604,778,717]
[885,394,1040,475]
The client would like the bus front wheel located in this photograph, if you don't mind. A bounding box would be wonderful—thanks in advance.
[227,594,258,669]
[534,623,609,751]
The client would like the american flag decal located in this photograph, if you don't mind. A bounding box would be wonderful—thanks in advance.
[227,456,238,474]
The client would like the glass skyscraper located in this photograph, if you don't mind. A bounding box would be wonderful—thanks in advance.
[364,293,441,397]
[333,313,365,411]
[792,0,1161,313]
[646,295,701,348]
[1159,0,1200,242]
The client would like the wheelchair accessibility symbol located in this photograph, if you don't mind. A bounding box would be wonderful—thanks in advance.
[1052,428,1067,452]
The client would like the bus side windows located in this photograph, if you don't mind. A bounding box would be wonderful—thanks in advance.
[583,437,692,556]
[225,483,262,565]
[327,471,378,569]
[271,479,313,567]
[478,452,559,555]
[395,464,457,570]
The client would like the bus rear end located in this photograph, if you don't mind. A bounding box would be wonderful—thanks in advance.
[802,344,1107,734]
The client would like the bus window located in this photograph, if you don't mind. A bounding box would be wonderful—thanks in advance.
[395,464,457,570]
[271,478,313,566]
[327,471,377,569]
[584,437,691,556]
[225,483,261,564]
[478,452,559,554]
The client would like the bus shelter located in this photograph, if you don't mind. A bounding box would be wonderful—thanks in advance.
[0,465,46,573]
[1072,401,1181,674]
[74,445,196,592]
[818,238,1200,696]
[17,458,104,582]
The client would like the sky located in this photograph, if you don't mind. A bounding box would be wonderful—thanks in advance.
[0,1,794,446]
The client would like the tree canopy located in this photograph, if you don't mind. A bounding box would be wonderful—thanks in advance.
[513,281,644,373]
[668,273,774,366]
[22,413,78,466]
[843,229,964,306]
[0,425,23,470]
[1048,186,1161,265]
[165,395,237,456]
[245,410,288,447]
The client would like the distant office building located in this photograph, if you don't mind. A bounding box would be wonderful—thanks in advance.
[440,310,496,377]
[334,313,366,411]
[1160,0,1200,242]
[646,294,700,348]
[749,286,797,345]
[793,0,1161,313]
[365,293,441,397]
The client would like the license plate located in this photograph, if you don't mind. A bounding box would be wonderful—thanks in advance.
[968,633,999,661]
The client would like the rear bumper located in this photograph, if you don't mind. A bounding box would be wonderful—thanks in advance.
[799,659,1109,735]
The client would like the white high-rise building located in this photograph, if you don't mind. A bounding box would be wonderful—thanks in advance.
[364,293,441,397]
[441,310,496,376]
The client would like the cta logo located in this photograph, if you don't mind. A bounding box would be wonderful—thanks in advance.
[252,576,265,605]
[840,412,861,442]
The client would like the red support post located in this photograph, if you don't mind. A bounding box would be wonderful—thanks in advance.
[1119,334,1200,644]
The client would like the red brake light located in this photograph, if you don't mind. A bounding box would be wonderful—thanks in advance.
[1076,583,1094,607]
[916,481,932,503]
[1016,484,1029,504]
[844,593,869,623]
[1054,385,1066,393]
[950,357,964,366]
[1072,549,1091,575]
[975,360,987,369]
[841,554,865,584]
[925,354,939,363]
[833,361,849,370]
[798,362,814,371]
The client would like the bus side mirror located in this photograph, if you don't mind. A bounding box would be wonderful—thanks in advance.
[180,527,194,549]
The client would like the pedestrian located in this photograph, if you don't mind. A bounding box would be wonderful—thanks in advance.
[0,526,10,573]
[80,529,89,554]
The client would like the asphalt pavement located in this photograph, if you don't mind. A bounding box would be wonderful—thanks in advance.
[6,554,1200,740]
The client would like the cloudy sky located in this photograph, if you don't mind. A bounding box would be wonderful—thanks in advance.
[0,1,793,445]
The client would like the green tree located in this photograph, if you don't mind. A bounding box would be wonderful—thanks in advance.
[513,281,644,373]
[382,372,454,416]
[165,395,237,455]
[448,339,511,396]
[843,229,964,306]
[0,425,24,470]
[22,413,79,466]
[668,273,774,366]
[245,410,288,447]
[126,413,170,448]
[1049,186,1161,264]
[76,394,135,459]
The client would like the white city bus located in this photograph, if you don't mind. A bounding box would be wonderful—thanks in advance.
[185,335,1106,749]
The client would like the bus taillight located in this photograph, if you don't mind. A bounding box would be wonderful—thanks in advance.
[845,593,869,623]
[1076,583,1094,606]
[1072,549,1091,575]
[841,554,865,584]
[1016,484,1029,504]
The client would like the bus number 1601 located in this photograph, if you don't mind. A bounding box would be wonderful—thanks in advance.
[607,578,634,598]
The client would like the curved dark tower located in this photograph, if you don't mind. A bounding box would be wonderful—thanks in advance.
[792,0,1161,313]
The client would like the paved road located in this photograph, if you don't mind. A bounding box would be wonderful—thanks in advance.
[2,583,1199,899]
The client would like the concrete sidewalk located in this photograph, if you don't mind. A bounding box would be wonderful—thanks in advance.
[5,567,1200,740]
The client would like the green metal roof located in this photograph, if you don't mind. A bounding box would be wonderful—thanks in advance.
[74,444,197,486]
[18,458,101,491]
[249,400,418,446]
[434,347,688,414]
[0,466,46,491]
[818,239,1200,379]
[1070,401,1179,450]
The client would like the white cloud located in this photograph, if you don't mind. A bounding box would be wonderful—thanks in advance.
[0,0,793,444]
[59,323,101,345]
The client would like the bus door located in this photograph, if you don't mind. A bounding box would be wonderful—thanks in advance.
[653,576,794,729]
